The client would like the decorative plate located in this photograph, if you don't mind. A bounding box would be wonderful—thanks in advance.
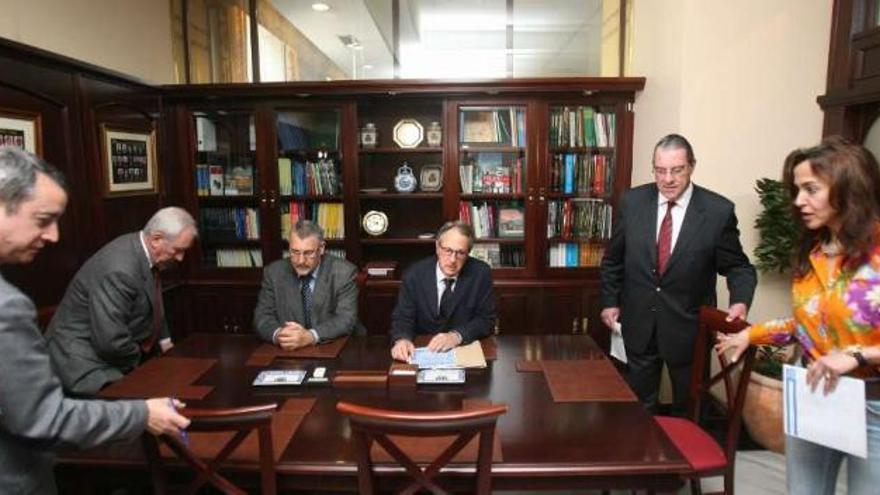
[419,165,443,192]
[392,119,424,148]
[362,210,389,236]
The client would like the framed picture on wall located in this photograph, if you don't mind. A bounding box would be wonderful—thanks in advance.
[101,125,158,197]
[0,109,42,156]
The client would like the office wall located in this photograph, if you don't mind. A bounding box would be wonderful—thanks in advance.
[0,0,173,84]
[628,1,832,322]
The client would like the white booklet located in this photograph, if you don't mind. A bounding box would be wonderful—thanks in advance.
[783,364,867,457]
[609,322,627,363]
[252,369,307,386]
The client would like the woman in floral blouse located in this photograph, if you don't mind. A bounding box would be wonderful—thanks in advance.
[718,137,880,495]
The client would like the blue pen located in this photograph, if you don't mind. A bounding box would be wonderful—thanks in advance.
[168,398,190,446]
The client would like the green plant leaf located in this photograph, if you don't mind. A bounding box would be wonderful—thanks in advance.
[753,178,798,273]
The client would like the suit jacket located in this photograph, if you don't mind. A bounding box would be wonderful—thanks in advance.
[0,274,146,495]
[253,255,359,343]
[390,256,496,344]
[46,232,166,395]
[600,184,757,365]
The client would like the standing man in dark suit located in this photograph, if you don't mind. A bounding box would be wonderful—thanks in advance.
[390,221,496,361]
[254,219,359,349]
[0,147,188,494]
[46,207,198,395]
[599,134,757,413]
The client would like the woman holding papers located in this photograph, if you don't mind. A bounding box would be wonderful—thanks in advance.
[717,137,880,495]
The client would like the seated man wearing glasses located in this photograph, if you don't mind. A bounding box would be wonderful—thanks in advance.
[390,221,496,361]
[254,219,359,350]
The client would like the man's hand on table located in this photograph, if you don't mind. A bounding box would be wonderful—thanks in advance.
[427,331,462,352]
[391,339,415,362]
[276,323,316,350]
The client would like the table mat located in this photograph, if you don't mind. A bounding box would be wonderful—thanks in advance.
[370,399,503,463]
[160,398,316,462]
[412,336,497,361]
[100,357,216,400]
[540,359,637,402]
[245,337,349,366]
[515,360,542,372]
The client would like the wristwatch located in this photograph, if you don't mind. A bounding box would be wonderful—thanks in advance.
[846,347,870,368]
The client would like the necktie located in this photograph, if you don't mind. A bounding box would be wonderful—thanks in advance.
[657,201,675,275]
[300,274,313,329]
[141,267,163,354]
[439,278,454,327]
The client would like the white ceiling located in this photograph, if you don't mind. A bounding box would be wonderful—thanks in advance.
[269,0,608,80]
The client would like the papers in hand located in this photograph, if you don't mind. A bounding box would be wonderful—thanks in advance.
[609,322,627,363]
[782,364,867,458]
[412,347,456,368]
[410,341,487,369]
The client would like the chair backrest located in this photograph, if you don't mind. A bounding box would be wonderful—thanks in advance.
[141,403,278,495]
[688,306,757,467]
[336,401,507,495]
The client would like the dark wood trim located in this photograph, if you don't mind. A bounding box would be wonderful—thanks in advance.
[249,0,261,83]
[619,0,627,76]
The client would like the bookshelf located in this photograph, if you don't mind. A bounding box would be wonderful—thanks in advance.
[165,79,643,339]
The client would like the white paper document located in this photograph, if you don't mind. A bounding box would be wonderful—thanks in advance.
[411,347,456,368]
[782,364,867,458]
[609,322,627,363]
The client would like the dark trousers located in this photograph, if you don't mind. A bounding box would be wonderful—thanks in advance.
[624,327,692,416]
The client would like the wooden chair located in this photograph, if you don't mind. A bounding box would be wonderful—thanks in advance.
[653,306,757,495]
[336,401,507,495]
[141,403,278,495]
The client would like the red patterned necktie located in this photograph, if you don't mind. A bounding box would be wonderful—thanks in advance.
[657,201,675,275]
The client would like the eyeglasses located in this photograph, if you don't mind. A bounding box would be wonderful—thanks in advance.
[289,249,320,259]
[438,243,469,259]
[653,165,689,178]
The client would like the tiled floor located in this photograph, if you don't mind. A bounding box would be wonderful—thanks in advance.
[498,449,848,494]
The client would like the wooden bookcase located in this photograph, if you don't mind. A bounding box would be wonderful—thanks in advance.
[162,78,644,343]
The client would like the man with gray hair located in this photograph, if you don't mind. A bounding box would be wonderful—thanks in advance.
[47,206,198,394]
[0,147,189,494]
[254,219,360,349]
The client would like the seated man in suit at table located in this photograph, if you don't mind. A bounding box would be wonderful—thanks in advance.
[0,147,188,494]
[46,206,198,395]
[253,219,359,350]
[390,221,496,361]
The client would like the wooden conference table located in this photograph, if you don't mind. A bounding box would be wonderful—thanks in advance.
[59,333,689,492]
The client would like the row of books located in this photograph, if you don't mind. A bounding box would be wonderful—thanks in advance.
[200,208,260,242]
[195,164,255,196]
[460,108,526,146]
[547,199,612,240]
[277,157,341,196]
[280,202,345,240]
[207,248,264,268]
[547,242,606,267]
[470,243,525,268]
[459,155,524,194]
[550,153,613,196]
[459,201,525,239]
[549,106,616,148]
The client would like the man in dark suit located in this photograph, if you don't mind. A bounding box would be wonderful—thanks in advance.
[46,206,198,394]
[253,219,359,349]
[600,134,757,413]
[390,221,496,361]
[0,147,188,494]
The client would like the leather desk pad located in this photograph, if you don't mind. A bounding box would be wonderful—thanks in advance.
[160,398,316,462]
[540,359,637,402]
[100,357,215,400]
[246,336,349,366]
[369,399,503,463]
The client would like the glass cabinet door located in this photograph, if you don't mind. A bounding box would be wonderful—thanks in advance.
[545,105,616,269]
[193,111,262,268]
[457,105,527,269]
[275,109,345,260]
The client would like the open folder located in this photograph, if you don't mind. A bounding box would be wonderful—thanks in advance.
[411,341,487,369]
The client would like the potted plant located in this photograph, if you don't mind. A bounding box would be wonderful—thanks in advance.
[741,178,800,453]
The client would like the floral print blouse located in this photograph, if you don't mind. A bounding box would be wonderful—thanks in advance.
[748,243,880,377]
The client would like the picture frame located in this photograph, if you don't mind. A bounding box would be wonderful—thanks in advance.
[497,207,525,238]
[100,125,158,197]
[420,165,443,192]
[0,109,42,156]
